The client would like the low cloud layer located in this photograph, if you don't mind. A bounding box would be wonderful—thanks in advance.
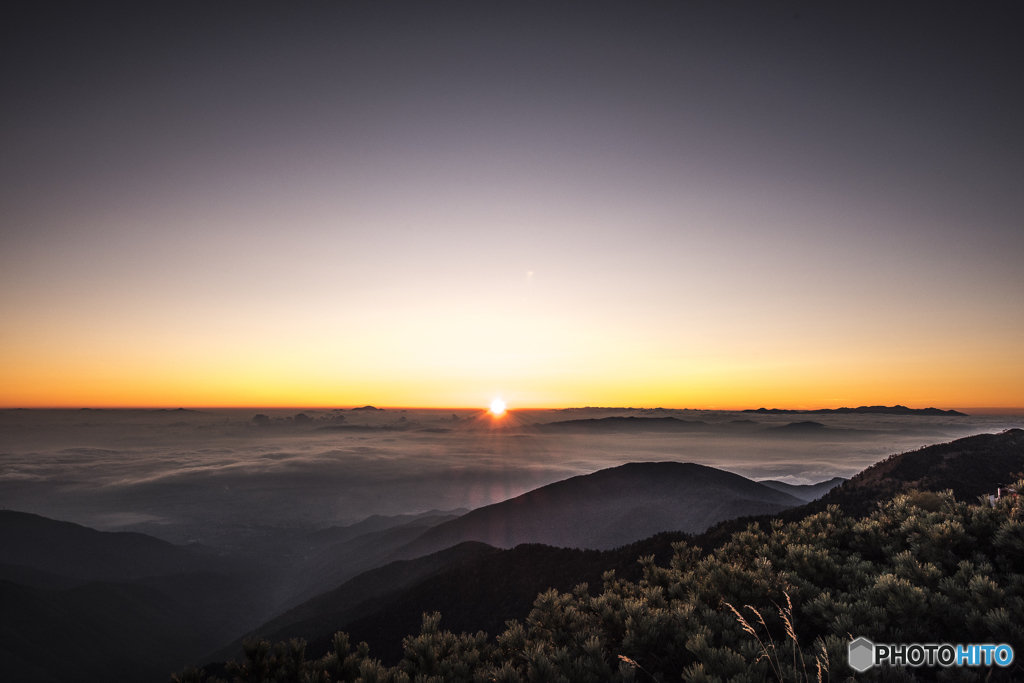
[1,408,1019,547]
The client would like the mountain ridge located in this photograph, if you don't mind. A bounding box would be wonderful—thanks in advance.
[742,405,967,416]
[216,430,1024,671]
[0,510,221,581]
[757,476,846,501]
[533,416,709,432]
[388,462,801,560]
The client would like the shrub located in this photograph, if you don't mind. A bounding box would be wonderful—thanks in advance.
[177,481,1024,683]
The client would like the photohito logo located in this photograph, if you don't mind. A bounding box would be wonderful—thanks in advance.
[848,637,1014,672]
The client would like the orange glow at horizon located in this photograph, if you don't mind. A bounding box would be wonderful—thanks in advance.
[1,298,1022,410]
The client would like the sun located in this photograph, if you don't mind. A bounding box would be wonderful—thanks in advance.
[489,398,507,417]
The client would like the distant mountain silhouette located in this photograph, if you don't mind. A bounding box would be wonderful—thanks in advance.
[757,420,892,441]
[0,510,216,581]
[306,510,468,547]
[743,405,967,416]
[758,477,846,502]
[767,420,827,431]
[71,407,203,413]
[536,414,958,439]
[389,462,802,559]
[535,416,709,432]
[318,424,414,432]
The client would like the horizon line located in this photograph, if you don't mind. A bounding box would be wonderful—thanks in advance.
[3,404,1024,415]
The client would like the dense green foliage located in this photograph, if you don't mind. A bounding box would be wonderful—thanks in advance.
[177,484,1024,683]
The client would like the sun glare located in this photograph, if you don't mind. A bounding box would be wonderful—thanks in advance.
[489,398,507,417]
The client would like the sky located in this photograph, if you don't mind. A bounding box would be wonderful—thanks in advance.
[1,2,1022,410]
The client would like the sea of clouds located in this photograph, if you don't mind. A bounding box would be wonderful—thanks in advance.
[1,407,1020,548]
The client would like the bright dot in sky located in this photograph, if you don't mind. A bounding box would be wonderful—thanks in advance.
[489,398,507,417]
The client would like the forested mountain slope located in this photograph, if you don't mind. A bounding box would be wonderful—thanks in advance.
[185,430,1024,683]
[391,462,801,558]
[183,479,1024,683]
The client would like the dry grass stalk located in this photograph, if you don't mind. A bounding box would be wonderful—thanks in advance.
[726,592,829,683]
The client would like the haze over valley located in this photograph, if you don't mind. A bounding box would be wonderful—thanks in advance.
[3,406,1016,550]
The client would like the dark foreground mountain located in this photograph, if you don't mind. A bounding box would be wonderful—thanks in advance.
[1,578,224,683]
[193,430,1024,679]
[181,432,1024,683]
[810,427,1024,516]
[0,566,265,683]
[0,513,276,683]
[389,462,801,559]
[211,542,498,662]
[206,530,694,669]
[291,539,684,666]
[206,463,822,667]
[690,427,1024,547]
[0,506,471,683]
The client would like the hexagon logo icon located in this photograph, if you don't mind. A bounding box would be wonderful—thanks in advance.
[848,637,874,672]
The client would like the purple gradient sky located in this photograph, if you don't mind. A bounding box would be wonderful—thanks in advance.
[1,2,1022,408]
